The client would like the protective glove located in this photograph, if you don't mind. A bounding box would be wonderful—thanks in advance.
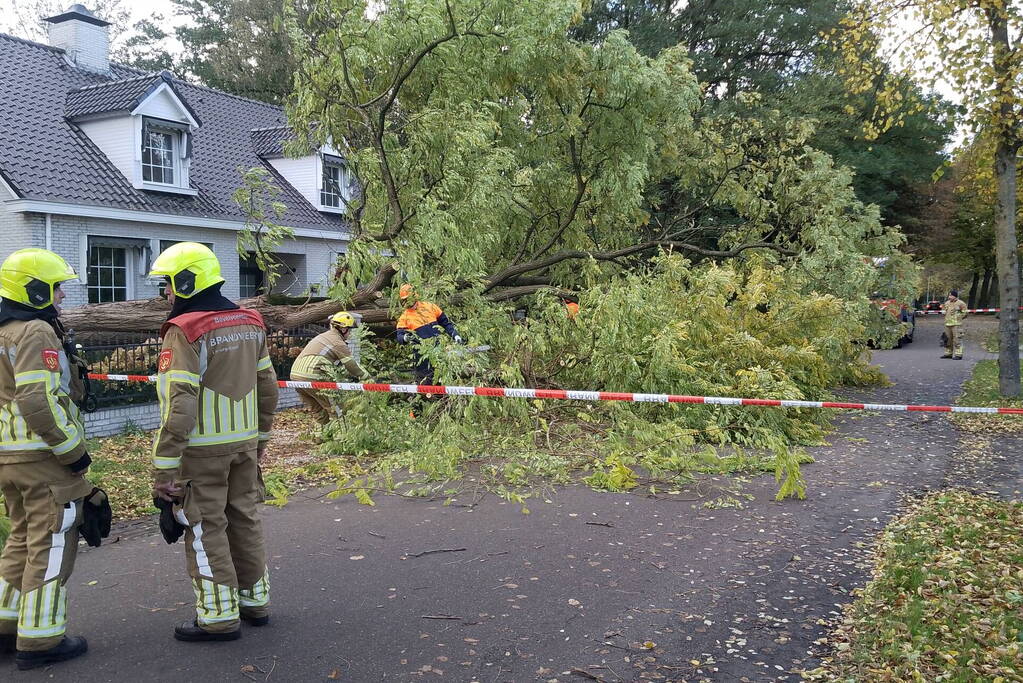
[453,335,464,344]
[79,487,112,548]
[396,330,408,344]
[153,498,186,544]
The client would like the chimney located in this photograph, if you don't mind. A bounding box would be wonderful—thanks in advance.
[44,4,111,74]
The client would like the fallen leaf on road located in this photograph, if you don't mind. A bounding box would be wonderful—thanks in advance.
[349,555,365,560]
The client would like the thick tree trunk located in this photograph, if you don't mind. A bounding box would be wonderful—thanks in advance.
[979,268,993,308]
[967,270,979,308]
[60,281,575,333]
[989,8,1020,396]
[994,139,1019,395]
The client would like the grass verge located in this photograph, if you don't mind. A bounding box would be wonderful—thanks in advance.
[806,490,1023,681]
[954,359,1023,434]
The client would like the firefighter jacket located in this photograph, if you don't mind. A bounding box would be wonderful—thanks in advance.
[396,301,458,343]
[0,318,86,465]
[942,298,968,326]
[152,309,279,482]
[290,329,368,381]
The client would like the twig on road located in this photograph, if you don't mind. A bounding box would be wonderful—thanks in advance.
[421,614,461,620]
[570,667,606,681]
[405,547,467,558]
[367,531,386,538]
[585,521,615,528]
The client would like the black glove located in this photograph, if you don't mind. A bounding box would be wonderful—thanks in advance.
[154,497,186,545]
[67,451,92,474]
[79,487,111,548]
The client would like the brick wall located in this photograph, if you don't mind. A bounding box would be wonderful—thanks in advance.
[40,214,344,309]
[84,388,304,438]
[0,189,43,256]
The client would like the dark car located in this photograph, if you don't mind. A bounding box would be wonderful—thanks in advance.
[923,300,942,312]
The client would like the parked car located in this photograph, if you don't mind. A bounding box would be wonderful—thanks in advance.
[923,300,942,312]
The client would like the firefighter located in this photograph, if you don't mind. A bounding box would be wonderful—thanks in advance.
[941,289,968,360]
[148,242,279,642]
[395,284,462,383]
[0,249,92,670]
[290,311,369,424]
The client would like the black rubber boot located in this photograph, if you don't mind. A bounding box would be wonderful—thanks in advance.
[941,354,953,359]
[0,633,14,655]
[954,356,963,360]
[241,613,270,627]
[173,621,240,642]
[15,636,88,670]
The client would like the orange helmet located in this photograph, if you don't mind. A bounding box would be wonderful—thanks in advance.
[399,283,415,300]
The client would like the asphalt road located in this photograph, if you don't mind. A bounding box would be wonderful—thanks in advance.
[10,317,1021,682]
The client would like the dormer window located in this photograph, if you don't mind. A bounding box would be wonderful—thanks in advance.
[320,155,352,210]
[66,71,201,197]
[142,119,183,185]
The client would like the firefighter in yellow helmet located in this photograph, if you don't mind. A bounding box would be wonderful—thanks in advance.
[290,311,370,425]
[149,242,279,642]
[0,249,93,669]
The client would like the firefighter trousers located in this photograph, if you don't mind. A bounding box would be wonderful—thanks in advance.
[292,374,343,425]
[176,449,269,632]
[945,324,964,357]
[0,459,93,651]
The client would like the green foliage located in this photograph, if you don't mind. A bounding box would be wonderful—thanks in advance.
[807,490,1023,681]
[172,0,306,104]
[279,0,916,501]
[232,166,295,293]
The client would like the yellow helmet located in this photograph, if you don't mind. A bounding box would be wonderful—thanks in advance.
[0,248,77,308]
[330,311,358,330]
[149,242,224,298]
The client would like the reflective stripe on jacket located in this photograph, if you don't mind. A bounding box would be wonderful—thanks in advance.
[0,319,86,464]
[396,301,458,342]
[942,299,967,326]
[290,329,367,381]
[152,309,279,475]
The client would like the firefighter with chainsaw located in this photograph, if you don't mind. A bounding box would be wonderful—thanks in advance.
[941,289,968,360]
[149,242,279,642]
[0,249,109,670]
[395,284,463,383]
[290,311,369,424]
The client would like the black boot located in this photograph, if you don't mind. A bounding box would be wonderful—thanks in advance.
[241,613,270,627]
[0,633,14,655]
[15,636,88,670]
[173,620,240,642]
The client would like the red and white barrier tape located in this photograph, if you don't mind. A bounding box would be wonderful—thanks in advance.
[916,308,1002,315]
[86,373,1023,416]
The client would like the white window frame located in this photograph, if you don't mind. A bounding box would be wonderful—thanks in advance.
[132,116,197,196]
[317,153,352,214]
[141,124,178,186]
[84,236,139,303]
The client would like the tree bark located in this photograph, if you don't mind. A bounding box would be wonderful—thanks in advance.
[989,7,1020,396]
[979,268,993,308]
[60,280,573,333]
[967,270,979,308]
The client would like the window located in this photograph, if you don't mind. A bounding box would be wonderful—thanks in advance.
[239,254,264,298]
[87,245,128,303]
[320,158,351,209]
[142,124,178,185]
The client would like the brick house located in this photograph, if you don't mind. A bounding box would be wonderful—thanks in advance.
[0,4,352,310]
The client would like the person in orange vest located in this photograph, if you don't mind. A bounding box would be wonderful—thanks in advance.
[564,299,580,319]
[395,284,462,383]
